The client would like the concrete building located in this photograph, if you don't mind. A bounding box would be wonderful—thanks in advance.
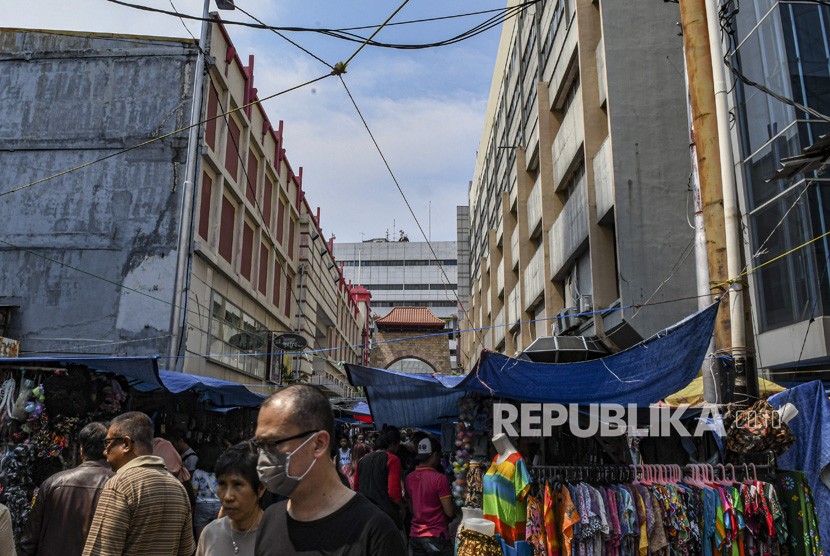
[337,238,460,370]
[0,21,366,396]
[727,1,830,381]
[461,0,698,369]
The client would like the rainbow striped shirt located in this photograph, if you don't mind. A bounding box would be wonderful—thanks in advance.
[482,452,531,546]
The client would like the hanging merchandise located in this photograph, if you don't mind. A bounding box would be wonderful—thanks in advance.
[724,400,796,456]
[453,395,491,507]
[520,463,825,556]
[482,451,531,547]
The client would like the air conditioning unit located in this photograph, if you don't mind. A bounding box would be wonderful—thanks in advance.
[555,307,578,334]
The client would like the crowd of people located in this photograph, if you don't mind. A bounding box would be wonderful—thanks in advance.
[0,384,456,556]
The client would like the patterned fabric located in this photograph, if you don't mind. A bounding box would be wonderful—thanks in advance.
[725,400,796,456]
[192,469,219,503]
[483,452,531,546]
[775,471,824,556]
[527,495,548,556]
[544,482,561,556]
[555,484,581,556]
[457,527,505,556]
[466,461,486,509]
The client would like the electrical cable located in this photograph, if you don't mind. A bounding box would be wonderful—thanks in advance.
[337,75,484,347]
[102,0,538,50]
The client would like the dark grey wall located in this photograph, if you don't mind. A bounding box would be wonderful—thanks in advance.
[599,1,698,336]
[0,30,198,356]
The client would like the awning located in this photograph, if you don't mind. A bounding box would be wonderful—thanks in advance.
[345,365,465,428]
[450,302,719,406]
[1,356,164,390]
[665,375,786,407]
[156,370,266,409]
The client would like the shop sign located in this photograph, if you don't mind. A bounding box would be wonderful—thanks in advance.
[273,333,308,352]
[0,337,19,358]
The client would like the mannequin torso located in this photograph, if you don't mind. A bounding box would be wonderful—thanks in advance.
[491,433,517,465]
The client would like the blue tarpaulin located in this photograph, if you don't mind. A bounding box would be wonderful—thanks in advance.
[769,381,830,554]
[157,370,266,409]
[345,365,466,428]
[347,303,719,426]
[446,302,720,405]
[3,356,164,390]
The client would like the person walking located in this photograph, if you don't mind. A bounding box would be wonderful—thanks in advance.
[357,426,404,530]
[192,443,224,540]
[19,422,114,556]
[404,437,454,556]
[195,442,264,556]
[336,437,351,476]
[82,411,195,556]
[253,384,406,555]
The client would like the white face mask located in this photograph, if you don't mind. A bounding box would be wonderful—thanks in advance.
[256,432,318,497]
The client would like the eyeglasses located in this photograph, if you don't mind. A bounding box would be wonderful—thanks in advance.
[104,437,128,452]
[253,430,318,455]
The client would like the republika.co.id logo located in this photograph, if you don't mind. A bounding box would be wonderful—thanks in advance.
[493,402,730,438]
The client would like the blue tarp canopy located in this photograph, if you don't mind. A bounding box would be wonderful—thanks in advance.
[156,370,266,409]
[347,302,720,425]
[444,302,720,406]
[2,356,164,390]
[345,365,466,428]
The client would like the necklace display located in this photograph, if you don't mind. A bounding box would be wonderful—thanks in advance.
[228,514,261,554]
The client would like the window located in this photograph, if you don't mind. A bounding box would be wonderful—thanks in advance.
[241,222,254,281]
[209,291,266,377]
[272,262,282,309]
[246,151,259,204]
[218,195,235,263]
[288,218,296,258]
[276,199,285,244]
[258,243,269,295]
[225,118,241,182]
[284,274,292,317]
[263,178,273,229]
[205,83,219,151]
[198,172,212,240]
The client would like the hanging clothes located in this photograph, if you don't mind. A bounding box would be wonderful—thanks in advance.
[483,452,532,547]
[775,471,823,556]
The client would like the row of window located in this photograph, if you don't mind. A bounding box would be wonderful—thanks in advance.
[364,284,458,291]
[340,259,457,267]
[372,301,458,308]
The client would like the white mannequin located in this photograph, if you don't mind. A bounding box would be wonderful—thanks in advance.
[492,433,517,465]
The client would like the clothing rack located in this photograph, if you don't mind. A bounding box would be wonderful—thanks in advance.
[529,462,776,483]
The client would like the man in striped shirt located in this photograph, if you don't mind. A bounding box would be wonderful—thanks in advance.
[82,411,195,556]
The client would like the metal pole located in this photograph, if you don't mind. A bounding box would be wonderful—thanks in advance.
[704,0,758,402]
[679,0,733,400]
[170,0,210,366]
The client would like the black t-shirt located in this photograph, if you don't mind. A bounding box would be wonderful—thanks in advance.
[255,492,407,556]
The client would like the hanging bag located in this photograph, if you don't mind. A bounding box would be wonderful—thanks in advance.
[725,399,795,455]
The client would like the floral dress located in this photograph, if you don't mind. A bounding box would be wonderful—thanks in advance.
[775,471,824,556]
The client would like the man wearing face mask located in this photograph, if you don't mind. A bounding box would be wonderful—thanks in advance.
[254,384,406,555]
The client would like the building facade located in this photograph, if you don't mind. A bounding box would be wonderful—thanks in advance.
[461,0,698,369]
[727,1,830,379]
[336,238,459,370]
[0,22,366,396]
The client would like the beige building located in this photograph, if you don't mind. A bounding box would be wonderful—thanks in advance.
[183,20,367,396]
[462,0,699,369]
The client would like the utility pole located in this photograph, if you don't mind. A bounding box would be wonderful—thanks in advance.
[703,0,759,403]
[678,0,733,402]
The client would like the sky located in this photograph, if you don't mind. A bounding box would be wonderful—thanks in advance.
[5,0,506,243]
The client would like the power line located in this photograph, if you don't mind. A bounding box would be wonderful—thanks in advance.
[102,0,538,50]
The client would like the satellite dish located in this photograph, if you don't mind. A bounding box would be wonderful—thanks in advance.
[228,331,265,351]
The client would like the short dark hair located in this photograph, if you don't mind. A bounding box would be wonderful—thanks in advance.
[262,385,334,449]
[79,422,109,461]
[197,443,224,474]
[111,411,153,450]
[374,426,401,450]
[215,442,260,492]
